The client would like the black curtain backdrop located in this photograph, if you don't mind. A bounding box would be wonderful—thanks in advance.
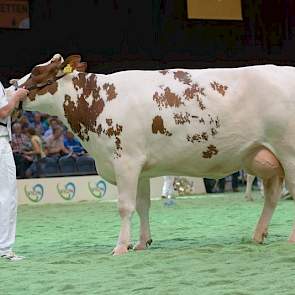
[0,0,294,85]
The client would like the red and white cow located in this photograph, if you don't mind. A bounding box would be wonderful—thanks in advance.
[10,54,295,255]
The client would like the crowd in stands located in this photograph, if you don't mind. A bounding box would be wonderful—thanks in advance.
[11,111,97,178]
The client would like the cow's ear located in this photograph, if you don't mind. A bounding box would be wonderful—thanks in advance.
[76,62,87,72]
[62,55,81,67]
[61,55,86,73]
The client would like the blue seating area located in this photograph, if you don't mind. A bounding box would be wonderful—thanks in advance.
[37,155,97,178]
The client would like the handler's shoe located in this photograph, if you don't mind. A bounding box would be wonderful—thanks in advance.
[1,251,25,262]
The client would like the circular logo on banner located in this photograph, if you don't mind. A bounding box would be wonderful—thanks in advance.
[57,182,76,201]
[24,184,44,203]
[88,180,107,199]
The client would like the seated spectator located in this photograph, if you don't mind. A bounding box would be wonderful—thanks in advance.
[22,111,34,124]
[18,115,32,133]
[40,113,50,131]
[45,126,69,158]
[64,130,85,157]
[31,112,48,136]
[24,128,46,178]
[43,117,61,140]
[11,122,31,178]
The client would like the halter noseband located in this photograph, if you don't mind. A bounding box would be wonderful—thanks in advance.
[14,73,66,114]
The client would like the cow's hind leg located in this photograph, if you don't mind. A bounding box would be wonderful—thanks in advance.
[243,148,284,244]
[112,160,142,256]
[245,174,255,201]
[282,170,295,242]
[253,176,283,243]
[134,177,153,251]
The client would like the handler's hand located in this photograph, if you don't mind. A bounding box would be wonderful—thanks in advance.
[14,88,29,101]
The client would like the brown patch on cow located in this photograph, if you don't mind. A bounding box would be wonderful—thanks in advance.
[208,114,221,130]
[72,72,86,90]
[63,73,124,159]
[215,117,221,128]
[97,124,103,136]
[187,131,209,143]
[202,145,218,159]
[153,87,184,110]
[173,71,192,85]
[199,118,205,124]
[201,132,209,141]
[190,115,206,125]
[159,70,169,75]
[104,121,123,137]
[173,112,191,125]
[208,114,214,125]
[106,118,113,126]
[184,84,206,110]
[103,83,117,101]
[104,121,123,158]
[211,128,218,137]
[152,115,172,136]
[187,134,202,143]
[114,137,122,158]
[64,73,104,140]
[210,81,228,96]
[72,73,100,99]
[28,90,37,101]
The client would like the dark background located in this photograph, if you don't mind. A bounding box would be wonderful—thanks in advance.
[0,0,294,86]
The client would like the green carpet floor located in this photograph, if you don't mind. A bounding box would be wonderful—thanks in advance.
[1,192,295,295]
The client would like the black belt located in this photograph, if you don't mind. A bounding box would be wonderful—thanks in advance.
[0,122,7,127]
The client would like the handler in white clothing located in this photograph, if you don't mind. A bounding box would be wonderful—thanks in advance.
[0,81,28,261]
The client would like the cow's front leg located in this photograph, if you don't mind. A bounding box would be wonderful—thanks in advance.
[134,177,152,251]
[112,161,142,256]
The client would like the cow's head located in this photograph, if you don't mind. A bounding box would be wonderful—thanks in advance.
[13,53,87,113]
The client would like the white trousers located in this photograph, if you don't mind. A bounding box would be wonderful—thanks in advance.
[162,176,174,197]
[0,137,17,254]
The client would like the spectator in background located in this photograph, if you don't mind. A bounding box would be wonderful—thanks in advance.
[31,112,48,136]
[11,122,31,178]
[45,126,69,158]
[64,130,85,157]
[203,178,216,193]
[22,111,34,124]
[40,113,50,131]
[217,171,240,193]
[161,176,175,199]
[43,117,61,140]
[25,127,46,178]
[18,115,31,133]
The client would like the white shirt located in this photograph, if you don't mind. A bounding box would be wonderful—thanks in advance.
[0,82,11,140]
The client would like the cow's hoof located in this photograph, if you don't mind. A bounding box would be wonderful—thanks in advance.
[133,239,153,251]
[112,244,133,256]
[245,196,254,202]
[253,231,268,244]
